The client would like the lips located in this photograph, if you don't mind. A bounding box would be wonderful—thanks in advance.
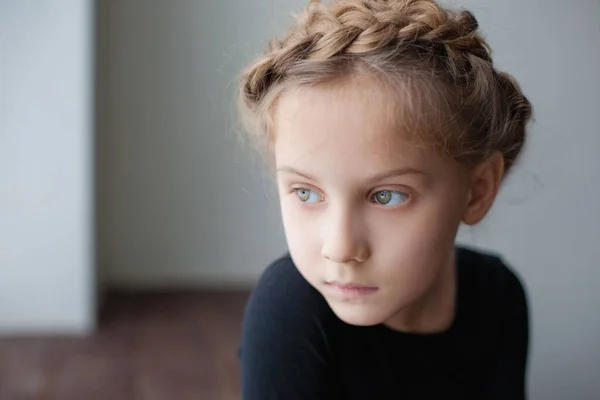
[325,281,379,297]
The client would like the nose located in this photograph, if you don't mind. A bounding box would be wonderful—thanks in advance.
[320,206,371,264]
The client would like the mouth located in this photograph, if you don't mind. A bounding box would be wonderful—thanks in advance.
[324,281,379,298]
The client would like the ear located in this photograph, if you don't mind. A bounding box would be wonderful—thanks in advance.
[462,152,505,225]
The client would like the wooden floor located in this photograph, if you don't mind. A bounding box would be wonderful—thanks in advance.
[0,290,250,400]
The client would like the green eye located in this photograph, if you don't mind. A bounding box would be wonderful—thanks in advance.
[373,190,409,206]
[297,188,310,202]
[375,191,392,204]
[295,188,323,203]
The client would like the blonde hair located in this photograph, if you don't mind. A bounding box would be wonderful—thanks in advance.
[239,0,532,173]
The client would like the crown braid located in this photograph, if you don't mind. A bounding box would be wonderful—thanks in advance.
[239,0,532,173]
[243,0,491,104]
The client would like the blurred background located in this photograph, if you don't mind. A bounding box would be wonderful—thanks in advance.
[0,0,599,399]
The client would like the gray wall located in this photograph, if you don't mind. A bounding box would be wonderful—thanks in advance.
[100,0,600,398]
[454,1,600,398]
[0,0,95,333]
[100,0,293,287]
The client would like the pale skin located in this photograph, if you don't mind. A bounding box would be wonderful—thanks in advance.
[272,76,504,334]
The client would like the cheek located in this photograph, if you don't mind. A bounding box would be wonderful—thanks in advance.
[370,193,463,288]
[279,198,322,262]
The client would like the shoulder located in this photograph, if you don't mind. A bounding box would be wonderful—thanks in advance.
[239,254,339,398]
[458,245,527,297]
[457,247,530,396]
[456,245,528,318]
[240,253,340,357]
[244,253,336,321]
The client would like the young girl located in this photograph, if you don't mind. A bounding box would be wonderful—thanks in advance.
[238,0,532,398]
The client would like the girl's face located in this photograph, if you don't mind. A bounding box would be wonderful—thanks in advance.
[273,78,472,327]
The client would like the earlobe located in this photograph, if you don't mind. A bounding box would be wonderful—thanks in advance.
[461,152,505,225]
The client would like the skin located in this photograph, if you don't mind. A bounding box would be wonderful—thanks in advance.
[272,76,504,333]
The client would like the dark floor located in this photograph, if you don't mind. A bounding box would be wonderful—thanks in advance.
[0,290,250,400]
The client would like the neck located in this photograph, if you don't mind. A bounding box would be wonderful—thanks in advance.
[383,248,457,334]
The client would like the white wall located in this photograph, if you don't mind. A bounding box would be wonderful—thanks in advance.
[0,0,95,334]
[102,0,599,398]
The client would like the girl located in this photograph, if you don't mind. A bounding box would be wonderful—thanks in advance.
[238,0,532,398]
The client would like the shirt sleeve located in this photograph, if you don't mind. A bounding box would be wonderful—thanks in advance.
[483,264,530,400]
[239,256,336,400]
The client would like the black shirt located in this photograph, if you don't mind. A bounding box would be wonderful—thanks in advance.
[239,246,529,399]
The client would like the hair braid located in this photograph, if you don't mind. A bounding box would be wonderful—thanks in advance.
[240,0,532,173]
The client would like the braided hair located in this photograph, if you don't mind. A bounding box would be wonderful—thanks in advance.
[239,0,532,173]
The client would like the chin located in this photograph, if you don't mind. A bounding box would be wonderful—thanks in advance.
[327,301,389,327]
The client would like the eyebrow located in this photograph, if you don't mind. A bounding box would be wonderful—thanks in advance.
[276,166,427,183]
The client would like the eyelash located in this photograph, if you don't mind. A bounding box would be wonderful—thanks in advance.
[288,186,412,208]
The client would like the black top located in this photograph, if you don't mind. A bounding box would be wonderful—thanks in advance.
[239,246,529,400]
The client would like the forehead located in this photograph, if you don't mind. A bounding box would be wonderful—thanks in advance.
[272,77,440,180]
